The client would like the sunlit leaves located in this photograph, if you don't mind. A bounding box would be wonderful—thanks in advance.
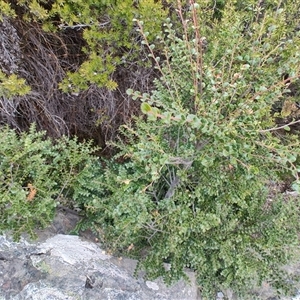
[0,71,31,97]
[1,0,168,92]
[91,1,300,298]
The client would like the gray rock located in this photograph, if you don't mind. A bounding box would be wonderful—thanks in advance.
[0,17,21,75]
[0,233,199,300]
[1,210,299,300]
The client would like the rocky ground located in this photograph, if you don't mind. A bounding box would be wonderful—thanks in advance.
[0,209,199,300]
[0,207,300,300]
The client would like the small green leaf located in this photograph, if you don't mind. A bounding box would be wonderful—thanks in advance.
[186,114,196,123]
[126,89,133,95]
[141,103,152,114]
[291,181,300,193]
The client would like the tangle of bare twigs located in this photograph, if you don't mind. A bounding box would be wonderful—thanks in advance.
[0,18,157,156]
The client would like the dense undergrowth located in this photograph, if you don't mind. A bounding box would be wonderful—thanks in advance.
[0,0,165,147]
[1,0,300,299]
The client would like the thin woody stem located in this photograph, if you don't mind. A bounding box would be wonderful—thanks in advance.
[260,119,300,133]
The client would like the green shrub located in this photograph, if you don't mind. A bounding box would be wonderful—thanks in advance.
[76,1,300,298]
[0,124,98,240]
[0,0,169,92]
[0,70,31,97]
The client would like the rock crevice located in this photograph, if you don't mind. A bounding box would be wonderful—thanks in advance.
[0,226,199,300]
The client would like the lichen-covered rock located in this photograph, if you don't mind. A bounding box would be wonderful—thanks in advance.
[1,210,299,300]
[0,234,199,300]
[0,17,21,75]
